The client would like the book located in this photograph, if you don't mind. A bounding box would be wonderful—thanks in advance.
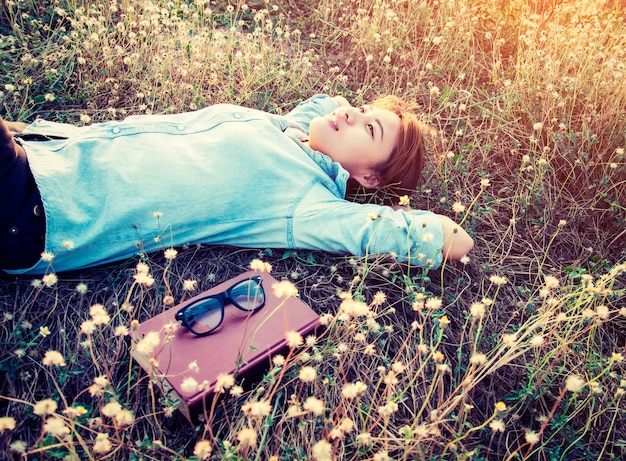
[131,270,320,422]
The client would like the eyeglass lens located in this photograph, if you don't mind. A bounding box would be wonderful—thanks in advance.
[185,297,224,334]
[184,278,264,334]
[230,278,265,311]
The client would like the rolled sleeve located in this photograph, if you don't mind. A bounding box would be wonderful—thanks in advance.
[292,200,444,269]
[385,208,444,268]
[284,94,338,133]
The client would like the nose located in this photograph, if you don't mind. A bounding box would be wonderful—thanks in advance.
[341,107,360,125]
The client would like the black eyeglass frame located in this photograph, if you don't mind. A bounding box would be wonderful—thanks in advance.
[175,276,265,336]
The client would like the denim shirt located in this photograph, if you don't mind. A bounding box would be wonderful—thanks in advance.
[10,95,443,274]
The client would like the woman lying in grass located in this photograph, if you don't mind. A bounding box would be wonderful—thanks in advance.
[1,95,473,274]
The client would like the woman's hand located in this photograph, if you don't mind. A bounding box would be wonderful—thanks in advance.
[0,118,26,158]
[3,119,28,134]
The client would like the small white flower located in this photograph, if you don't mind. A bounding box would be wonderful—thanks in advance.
[286,331,303,348]
[114,325,129,337]
[42,350,66,366]
[193,440,212,460]
[237,428,257,448]
[272,355,285,367]
[452,202,466,213]
[489,419,505,433]
[164,248,178,260]
[298,366,317,383]
[249,259,272,272]
[565,375,585,393]
[80,320,96,335]
[33,398,58,416]
[215,373,235,392]
[182,279,197,291]
[40,252,55,262]
[525,430,540,444]
[312,439,332,461]
[181,377,199,394]
[42,273,58,287]
[470,353,487,365]
[134,331,160,355]
[75,282,88,294]
[272,280,298,298]
[303,396,325,415]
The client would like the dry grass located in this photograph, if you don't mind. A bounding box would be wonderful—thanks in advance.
[1,0,625,460]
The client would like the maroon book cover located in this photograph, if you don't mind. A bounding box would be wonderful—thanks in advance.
[131,270,320,421]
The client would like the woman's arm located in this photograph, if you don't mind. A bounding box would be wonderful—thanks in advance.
[1,119,27,134]
[391,205,473,261]
[0,118,26,158]
[283,95,342,133]
[437,214,474,260]
[332,96,350,107]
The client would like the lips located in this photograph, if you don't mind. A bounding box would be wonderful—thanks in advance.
[327,115,338,131]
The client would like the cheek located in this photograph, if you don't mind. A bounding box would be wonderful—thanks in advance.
[310,128,333,156]
[308,121,322,150]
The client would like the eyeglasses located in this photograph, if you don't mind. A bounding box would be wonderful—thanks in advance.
[175,276,265,336]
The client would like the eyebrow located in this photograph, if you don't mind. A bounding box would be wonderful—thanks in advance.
[376,119,384,142]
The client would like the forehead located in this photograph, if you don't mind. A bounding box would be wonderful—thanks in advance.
[372,106,402,140]
[367,104,400,123]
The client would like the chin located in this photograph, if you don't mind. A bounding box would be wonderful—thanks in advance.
[308,118,325,152]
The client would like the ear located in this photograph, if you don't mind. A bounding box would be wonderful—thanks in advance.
[354,173,382,188]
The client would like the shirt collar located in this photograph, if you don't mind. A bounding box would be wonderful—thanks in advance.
[281,118,349,198]
[294,138,349,198]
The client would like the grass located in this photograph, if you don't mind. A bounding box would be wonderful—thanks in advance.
[1,0,625,459]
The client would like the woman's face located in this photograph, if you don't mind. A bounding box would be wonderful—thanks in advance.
[308,104,401,188]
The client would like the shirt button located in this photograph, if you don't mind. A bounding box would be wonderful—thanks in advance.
[10,227,18,235]
[177,125,185,131]
[233,113,242,119]
[112,127,120,134]
[33,205,42,217]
